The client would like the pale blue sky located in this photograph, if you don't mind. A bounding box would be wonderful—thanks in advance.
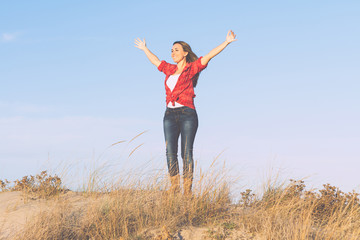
[1,1,359,192]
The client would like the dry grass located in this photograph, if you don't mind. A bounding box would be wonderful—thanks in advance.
[236,180,360,239]
[2,168,360,239]
[1,171,65,200]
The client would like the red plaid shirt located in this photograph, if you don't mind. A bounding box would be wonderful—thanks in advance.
[158,57,208,109]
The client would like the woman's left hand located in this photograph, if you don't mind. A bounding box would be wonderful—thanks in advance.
[226,30,237,44]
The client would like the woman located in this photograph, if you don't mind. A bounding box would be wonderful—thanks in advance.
[134,30,237,196]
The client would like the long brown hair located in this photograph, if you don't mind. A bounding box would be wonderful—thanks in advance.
[173,41,200,87]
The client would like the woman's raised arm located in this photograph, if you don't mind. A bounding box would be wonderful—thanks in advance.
[134,38,161,67]
[201,30,237,66]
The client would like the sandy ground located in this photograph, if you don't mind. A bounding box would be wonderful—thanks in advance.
[0,191,47,239]
[0,191,38,239]
[0,191,255,240]
[0,191,87,239]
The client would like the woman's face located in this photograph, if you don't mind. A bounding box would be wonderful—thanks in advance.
[171,43,188,63]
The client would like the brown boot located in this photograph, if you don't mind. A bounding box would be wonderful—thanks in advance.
[169,175,180,194]
[183,177,193,197]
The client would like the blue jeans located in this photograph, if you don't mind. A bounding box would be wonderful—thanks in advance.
[163,106,198,179]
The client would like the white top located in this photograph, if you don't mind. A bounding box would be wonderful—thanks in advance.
[166,74,184,108]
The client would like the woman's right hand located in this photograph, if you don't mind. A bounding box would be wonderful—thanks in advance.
[134,38,161,67]
[134,38,147,50]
